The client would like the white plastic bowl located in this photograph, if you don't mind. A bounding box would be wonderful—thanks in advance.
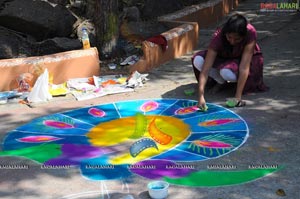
[147,181,169,199]
[0,96,8,104]
[108,63,117,70]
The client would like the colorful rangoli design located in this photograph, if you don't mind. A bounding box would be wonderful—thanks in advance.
[0,99,279,186]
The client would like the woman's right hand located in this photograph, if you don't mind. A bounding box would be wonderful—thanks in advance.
[198,95,208,111]
[198,94,206,109]
[196,48,217,111]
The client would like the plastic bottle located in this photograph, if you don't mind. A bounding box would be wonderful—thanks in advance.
[81,28,90,49]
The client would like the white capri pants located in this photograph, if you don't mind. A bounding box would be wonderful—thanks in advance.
[193,56,237,84]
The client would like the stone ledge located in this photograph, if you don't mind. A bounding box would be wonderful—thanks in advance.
[129,21,198,73]
[158,0,240,27]
[0,47,100,91]
[129,0,241,73]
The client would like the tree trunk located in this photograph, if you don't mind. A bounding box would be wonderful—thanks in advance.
[90,0,119,59]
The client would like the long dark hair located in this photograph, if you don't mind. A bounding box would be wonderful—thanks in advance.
[221,14,248,54]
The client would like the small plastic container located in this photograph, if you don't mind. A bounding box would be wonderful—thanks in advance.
[184,88,195,96]
[0,96,8,105]
[108,63,117,70]
[226,98,238,108]
[147,181,169,199]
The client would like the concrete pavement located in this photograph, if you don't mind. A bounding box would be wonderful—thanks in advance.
[1,0,300,198]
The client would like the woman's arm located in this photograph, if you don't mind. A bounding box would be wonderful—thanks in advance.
[198,48,217,106]
[235,40,256,100]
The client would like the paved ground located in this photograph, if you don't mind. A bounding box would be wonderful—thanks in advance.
[1,0,300,198]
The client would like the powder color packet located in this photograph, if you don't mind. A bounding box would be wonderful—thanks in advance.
[198,104,208,112]
[226,98,246,108]
[226,99,238,108]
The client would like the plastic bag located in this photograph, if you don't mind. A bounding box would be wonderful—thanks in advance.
[17,73,34,92]
[27,69,52,103]
[126,71,149,88]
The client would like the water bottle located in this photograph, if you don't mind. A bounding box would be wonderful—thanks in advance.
[81,28,90,49]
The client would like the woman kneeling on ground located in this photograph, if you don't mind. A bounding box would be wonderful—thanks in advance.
[192,13,268,109]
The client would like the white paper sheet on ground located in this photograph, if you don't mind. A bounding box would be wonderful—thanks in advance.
[71,85,134,101]
[102,85,134,95]
[70,90,107,101]
[67,78,96,91]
